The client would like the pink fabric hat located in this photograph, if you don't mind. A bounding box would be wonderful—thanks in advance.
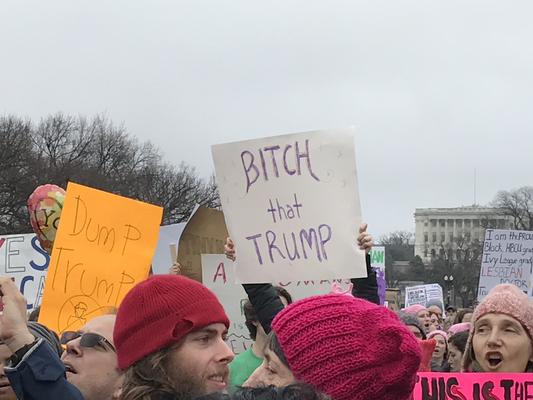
[403,304,427,315]
[427,330,448,341]
[462,284,533,372]
[272,293,421,400]
[448,322,471,336]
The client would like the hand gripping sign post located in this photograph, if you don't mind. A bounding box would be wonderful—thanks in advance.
[212,129,366,283]
[39,182,163,334]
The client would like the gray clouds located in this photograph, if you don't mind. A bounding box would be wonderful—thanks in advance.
[1,0,532,237]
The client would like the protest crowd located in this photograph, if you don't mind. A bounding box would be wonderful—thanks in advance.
[1,146,532,400]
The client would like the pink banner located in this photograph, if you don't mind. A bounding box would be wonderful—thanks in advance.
[414,373,533,400]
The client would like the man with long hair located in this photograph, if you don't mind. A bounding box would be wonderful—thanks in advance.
[114,274,235,400]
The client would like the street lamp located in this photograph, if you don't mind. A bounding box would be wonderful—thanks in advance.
[444,275,454,306]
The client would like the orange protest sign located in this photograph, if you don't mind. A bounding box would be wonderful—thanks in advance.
[39,182,163,334]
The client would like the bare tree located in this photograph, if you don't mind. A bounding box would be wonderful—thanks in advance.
[430,236,483,307]
[0,113,220,234]
[378,230,414,246]
[0,116,38,234]
[378,231,415,287]
[493,186,533,230]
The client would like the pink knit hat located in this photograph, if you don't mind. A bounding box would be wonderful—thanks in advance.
[427,330,448,341]
[462,284,533,372]
[403,304,427,315]
[272,293,421,400]
[448,322,471,336]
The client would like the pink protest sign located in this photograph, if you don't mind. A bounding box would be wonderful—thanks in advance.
[414,373,533,400]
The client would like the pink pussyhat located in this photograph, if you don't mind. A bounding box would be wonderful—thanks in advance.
[272,293,421,400]
[448,322,471,336]
[427,330,448,341]
[330,281,353,296]
[403,304,427,315]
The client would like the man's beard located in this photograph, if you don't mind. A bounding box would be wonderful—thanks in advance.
[165,358,212,399]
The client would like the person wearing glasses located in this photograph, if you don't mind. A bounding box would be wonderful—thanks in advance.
[0,321,62,400]
[59,314,123,399]
[0,277,123,400]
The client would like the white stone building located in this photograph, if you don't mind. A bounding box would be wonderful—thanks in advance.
[414,206,512,263]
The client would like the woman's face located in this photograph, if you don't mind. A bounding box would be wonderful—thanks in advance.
[243,347,296,388]
[447,343,463,372]
[428,305,443,320]
[430,314,440,330]
[417,310,431,333]
[473,313,533,372]
[432,334,447,359]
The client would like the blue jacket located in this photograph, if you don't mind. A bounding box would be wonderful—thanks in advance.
[5,339,84,400]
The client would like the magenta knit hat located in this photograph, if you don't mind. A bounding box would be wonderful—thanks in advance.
[403,304,427,315]
[272,293,421,400]
[462,284,533,371]
[114,275,230,369]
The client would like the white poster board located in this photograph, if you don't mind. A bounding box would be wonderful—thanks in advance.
[201,254,351,354]
[151,223,186,275]
[478,229,533,300]
[212,129,365,283]
[0,233,49,311]
[405,283,444,309]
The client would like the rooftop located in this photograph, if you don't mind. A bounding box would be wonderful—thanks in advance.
[414,206,508,216]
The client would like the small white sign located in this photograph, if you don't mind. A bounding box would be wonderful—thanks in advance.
[478,229,533,300]
[0,233,49,311]
[151,223,186,275]
[405,283,444,309]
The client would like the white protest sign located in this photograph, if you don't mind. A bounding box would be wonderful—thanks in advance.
[405,283,444,309]
[0,233,49,311]
[212,129,365,283]
[202,254,252,354]
[151,223,186,275]
[478,229,533,300]
[201,254,351,354]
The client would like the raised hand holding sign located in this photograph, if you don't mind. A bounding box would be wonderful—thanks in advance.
[213,129,366,283]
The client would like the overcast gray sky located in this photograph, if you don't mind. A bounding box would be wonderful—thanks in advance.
[2,0,532,239]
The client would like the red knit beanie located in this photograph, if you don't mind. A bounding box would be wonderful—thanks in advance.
[114,275,230,369]
[272,294,421,400]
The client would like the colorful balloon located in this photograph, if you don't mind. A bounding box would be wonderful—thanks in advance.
[27,184,66,254]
